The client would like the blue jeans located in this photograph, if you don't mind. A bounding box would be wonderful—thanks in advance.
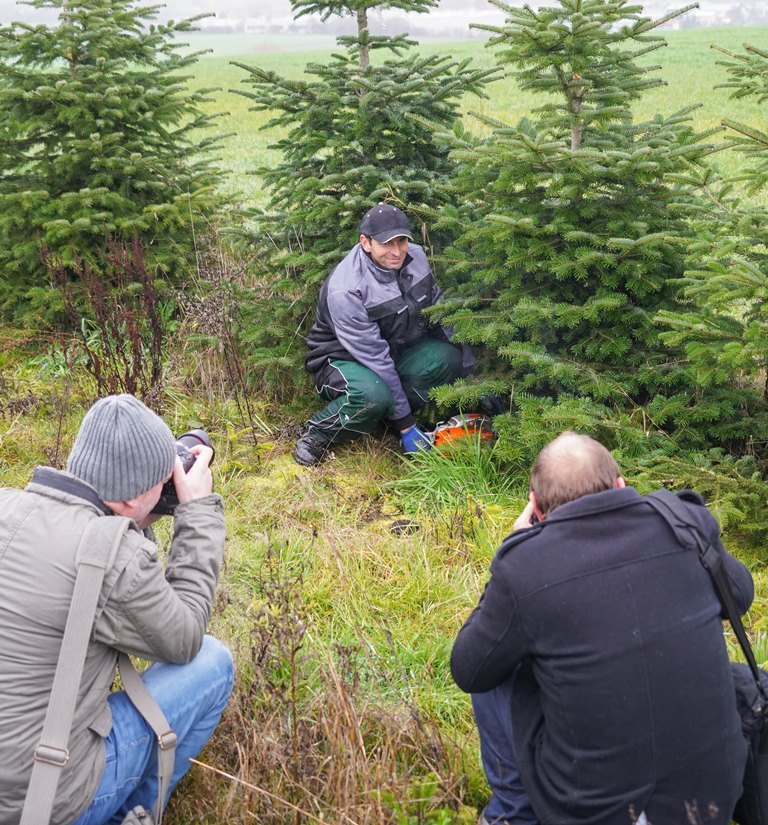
[471,670,538,825]
[72,636,234,825]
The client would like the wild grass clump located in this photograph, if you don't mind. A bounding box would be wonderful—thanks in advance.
[166,545,477,825]
[390,435,523,517]
[153,429,520,825]
[172,236,274,443]
[48,237,170,412]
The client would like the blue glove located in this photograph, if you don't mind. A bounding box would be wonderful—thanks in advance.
[401,424,432,453]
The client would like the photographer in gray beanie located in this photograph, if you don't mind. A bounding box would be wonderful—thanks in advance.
[67,393,178,502]
[0,394,234,825]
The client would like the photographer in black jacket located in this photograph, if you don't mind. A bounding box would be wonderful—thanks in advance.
[452,431,752,825]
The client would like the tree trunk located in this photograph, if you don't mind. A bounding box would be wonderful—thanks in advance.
[571,122,583,151]
[570,74,585,150]
[357,8,369,70]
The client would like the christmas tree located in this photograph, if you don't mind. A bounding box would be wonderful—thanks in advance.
[656,41,768,451]
[0,0,225,322]
[429,0,735,452]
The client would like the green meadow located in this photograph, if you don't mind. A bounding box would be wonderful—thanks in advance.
[183,26,768,204]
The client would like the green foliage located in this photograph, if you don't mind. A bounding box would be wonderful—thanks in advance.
[479,392,768,536]
[391,434,521,515]
[0,0,226,322]
[430,0,753,447]
[230,0,499,394]
[291,0,438,20]
[655,43,768,453]
[380,774,472,824]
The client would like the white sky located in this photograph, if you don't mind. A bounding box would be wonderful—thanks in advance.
[0,0,758,27]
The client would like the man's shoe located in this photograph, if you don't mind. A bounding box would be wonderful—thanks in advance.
[293,432,331,466]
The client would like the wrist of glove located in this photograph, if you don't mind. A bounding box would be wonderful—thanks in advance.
[400,424,432,453]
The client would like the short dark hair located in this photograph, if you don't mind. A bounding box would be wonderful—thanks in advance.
[530,431,620,516]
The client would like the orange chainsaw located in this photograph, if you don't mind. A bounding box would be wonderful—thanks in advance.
[429,413,495,448]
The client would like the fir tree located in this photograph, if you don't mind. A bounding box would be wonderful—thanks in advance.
[231,0,498,397]
[430,0,735,447]
[656,42,768,449]
[0,0,225,322]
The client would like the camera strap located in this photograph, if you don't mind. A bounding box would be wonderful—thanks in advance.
[646,489,767,704]
[21,516,175,825]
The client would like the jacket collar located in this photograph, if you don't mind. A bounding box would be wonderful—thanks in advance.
[27,466,113,514]
[544,486,643,522]
[498,487,644,555]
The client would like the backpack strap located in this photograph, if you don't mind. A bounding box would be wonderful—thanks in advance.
[646,489,767,705]
[21,515,131,825]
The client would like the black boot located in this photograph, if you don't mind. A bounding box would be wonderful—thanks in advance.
[293,431,332,466]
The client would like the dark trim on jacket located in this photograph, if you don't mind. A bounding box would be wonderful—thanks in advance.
[29,467,112,514]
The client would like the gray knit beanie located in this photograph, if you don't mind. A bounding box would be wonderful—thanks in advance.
[67,394,177,501]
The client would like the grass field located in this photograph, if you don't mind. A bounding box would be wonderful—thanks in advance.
[180,25,768,204]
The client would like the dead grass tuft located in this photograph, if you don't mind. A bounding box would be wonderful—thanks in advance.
[166,545,472,825]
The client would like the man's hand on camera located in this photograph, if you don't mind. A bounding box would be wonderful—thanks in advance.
[173,444,214,505]
[514,500,538,531]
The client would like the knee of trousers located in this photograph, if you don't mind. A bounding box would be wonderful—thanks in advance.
[346,376,394,420]
[404,341,464,385]
[431,342,464,380]
[194,635,235,706]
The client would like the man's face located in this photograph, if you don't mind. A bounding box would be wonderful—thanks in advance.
[130,479,167,528]
[104,470,172,529]
[360,234,409,270]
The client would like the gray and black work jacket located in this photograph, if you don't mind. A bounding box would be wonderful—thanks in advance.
[0,467,225,825]
[305,242,450,427]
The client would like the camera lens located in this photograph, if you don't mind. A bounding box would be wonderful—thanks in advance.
[151,429,214,516]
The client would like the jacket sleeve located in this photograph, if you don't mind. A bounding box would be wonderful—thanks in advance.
[450,551,530,693]
[326,287,412,422]
[94,494,225,663]
[679,490,754,616]
[721,549,754,616]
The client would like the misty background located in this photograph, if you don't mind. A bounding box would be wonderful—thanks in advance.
[0,0,765,38]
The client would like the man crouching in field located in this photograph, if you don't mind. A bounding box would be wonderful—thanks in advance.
[0,394,234,824]
[452,431,751,825]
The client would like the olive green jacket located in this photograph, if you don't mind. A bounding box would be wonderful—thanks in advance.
[0,467,225,825]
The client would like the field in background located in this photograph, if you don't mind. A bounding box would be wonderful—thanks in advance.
[181,25,768,204]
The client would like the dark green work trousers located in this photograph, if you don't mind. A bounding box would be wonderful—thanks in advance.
[307,337,464,444]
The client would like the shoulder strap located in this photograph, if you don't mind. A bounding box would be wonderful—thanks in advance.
[119,653,176,824]
[646,489,766,702]
[21,515,131,825]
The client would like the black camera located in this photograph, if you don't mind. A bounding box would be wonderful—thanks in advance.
[152,429,214,516]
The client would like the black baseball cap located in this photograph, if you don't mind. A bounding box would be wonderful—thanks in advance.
[359,203,413,243]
